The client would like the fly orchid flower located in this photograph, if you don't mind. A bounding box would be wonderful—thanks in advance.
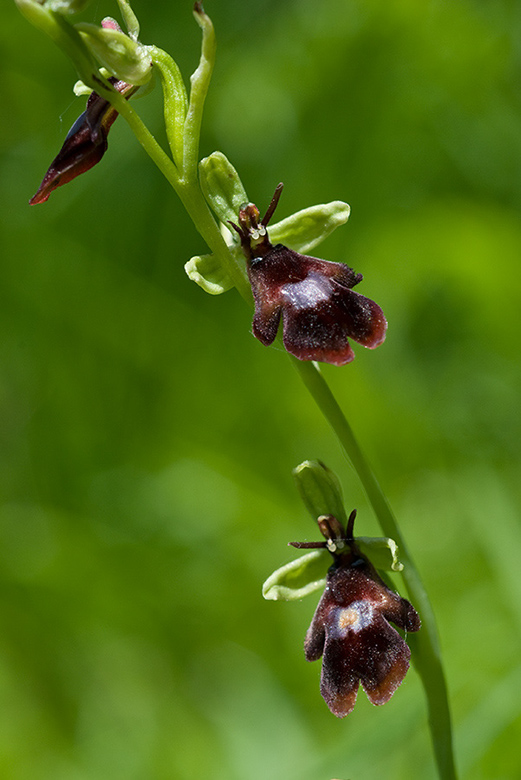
[230,185,387,366]
[290,511,420,716]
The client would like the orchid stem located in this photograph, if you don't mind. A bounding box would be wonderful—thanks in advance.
[292,358,458,780]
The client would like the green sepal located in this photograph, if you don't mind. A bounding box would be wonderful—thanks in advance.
[73,79,92,96]
[116,0,140,41]
[269,201,350,255]
[199,152,249,225]
[76,22,152,85]
[262,549,329,601]
[357,536,404,572]
[293,460,348,526]
[184,254,234,296]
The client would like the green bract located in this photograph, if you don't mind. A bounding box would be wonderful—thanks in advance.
[76,22,152,85]
[293,460,348,526]
[115,0,140,40]
[148,46,188,168]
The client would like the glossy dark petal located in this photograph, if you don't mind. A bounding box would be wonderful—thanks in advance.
[252,304,282,347]
[305,560,420,717]
[247,245,387,365]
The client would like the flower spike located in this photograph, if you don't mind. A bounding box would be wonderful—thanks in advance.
[231,186,387,366]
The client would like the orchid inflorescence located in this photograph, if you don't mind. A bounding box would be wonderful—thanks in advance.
[17,0,428,737]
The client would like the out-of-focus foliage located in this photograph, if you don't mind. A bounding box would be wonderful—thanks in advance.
[2,0,521,778]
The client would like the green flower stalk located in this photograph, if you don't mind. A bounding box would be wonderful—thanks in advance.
[15,2,458,778]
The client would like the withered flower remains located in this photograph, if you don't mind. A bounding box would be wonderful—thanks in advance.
[290,511,420,717]
[30,76,136,205]
[230,185,387,366]
[29,16,143,206]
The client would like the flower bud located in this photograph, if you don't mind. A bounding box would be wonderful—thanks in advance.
[199,152,249,225]
[293,460,348,527]
[76,18,152,85]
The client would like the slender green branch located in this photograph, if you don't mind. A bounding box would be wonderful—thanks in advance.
[292,358,457,780]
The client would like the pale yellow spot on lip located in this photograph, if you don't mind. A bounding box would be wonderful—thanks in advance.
[338,608,359,630]
[335,601,374,634]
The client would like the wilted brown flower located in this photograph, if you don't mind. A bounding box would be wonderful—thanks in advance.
[29,77,136,205]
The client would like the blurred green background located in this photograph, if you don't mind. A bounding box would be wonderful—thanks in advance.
[2,0,521,778]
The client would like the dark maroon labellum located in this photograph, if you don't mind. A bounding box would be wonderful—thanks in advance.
[230,185,387,366]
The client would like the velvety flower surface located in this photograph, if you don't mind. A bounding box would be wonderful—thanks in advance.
[248,247,387,366]
[294,512,420,717]
[231,185,387,366]
[30,78,135,205]
[305,556,420,716]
